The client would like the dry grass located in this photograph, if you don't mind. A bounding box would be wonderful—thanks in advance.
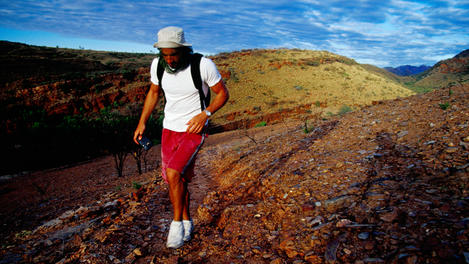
[209,49,415,125]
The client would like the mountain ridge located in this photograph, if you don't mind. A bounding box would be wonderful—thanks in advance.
[410,48,469,90]
[383,65,431,76]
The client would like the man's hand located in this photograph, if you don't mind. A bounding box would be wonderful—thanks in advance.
[185,80,228,134]
[133,123,146,145]
[133,83,160,144]
[186,111,208,134]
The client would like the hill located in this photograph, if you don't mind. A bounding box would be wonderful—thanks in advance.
[0,42,418,174]
[0,41,154,119]
[1,43,416,132]
[209,49,414,129]
[405,49,469,91]
[2,43,467,131]
[0,41,154,85]
[363,50,469,94]
[0,42,157,174]
[360,64,415,85]
[384,65,431,76]
[1,82,467,263]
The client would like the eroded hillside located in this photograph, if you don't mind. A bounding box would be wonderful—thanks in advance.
[413,49,469,90]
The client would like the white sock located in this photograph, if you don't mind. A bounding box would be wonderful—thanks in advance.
[183,219,193,242]
[166,220,184,249]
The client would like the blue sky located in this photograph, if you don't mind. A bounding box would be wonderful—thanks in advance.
[0,0,468,67]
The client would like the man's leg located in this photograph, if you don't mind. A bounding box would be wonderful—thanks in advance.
[161,129,202,248]
[182,183,190,220]
[182,188,193,241]
[167,167,194,243]
[165,167,187,248]
[166,168,187,221]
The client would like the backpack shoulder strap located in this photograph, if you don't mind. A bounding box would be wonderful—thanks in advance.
[190,53,210,110]
[157,57,165,89]
[157,54,210,110]
[156,56,167,104]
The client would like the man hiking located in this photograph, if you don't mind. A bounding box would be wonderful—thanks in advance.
[133,26,229,249]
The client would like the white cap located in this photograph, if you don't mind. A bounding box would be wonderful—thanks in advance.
[153,26,192,48]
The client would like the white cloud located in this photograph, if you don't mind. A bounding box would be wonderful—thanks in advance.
[356,58,390,67]
[423,53,456,62]
[0,0,467,67]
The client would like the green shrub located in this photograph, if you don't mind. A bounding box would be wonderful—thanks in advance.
[254,121,267,127]
[2,106,164,175]
[132,181,142,190]
[338,105,353,115]
[294,85,303,91]
[229,68,239,82]
[439,102,450,110]
[306,60,320,67]
[303,120,313,133]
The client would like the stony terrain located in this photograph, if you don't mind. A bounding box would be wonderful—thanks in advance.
[1,84,468,263]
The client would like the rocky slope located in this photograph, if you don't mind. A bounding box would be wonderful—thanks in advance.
[1,83,467,263]
[413,49,469,90]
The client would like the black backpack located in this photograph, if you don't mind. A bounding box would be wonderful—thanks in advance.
[156,53,211,110]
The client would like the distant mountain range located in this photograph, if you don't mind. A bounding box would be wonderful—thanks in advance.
[384,65,431,76]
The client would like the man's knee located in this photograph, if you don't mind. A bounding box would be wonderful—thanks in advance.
[166,168,181,185]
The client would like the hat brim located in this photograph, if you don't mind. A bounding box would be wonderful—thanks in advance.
[153,41,192,48]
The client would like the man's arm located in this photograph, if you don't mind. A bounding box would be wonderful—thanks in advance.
[133,83,161,144]
[186,80,229,134]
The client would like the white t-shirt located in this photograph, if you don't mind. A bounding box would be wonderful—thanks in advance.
[150,56,222,132]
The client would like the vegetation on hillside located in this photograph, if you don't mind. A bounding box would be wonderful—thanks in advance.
[0,41,158,174]
[0,41,154,88]
[0,103,163,176]
[388,49,469,93]
[1,41,467,174]
[210,49,415,126]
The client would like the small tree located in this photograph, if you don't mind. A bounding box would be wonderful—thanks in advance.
[132,113,163,173]
[132,147,146,174]
[101,110,163,177]
[113,150,128,177]
[99,111,136,177]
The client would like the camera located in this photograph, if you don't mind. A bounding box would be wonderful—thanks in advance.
[137,136,153,150]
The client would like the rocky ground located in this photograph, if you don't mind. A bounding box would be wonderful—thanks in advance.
[1,84,468,263]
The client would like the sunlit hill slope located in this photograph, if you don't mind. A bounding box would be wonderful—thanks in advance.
[209,49,414,129]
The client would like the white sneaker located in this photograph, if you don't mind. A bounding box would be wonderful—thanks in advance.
[183,219,193,241]
[166,221,184,249]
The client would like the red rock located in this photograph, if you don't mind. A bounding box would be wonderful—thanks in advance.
[304,254,322,263]
[279,238,299,258]
[380,208,399,222]
[270,258,284,264]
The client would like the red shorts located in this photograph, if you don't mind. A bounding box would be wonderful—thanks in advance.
[161,128,206,183]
